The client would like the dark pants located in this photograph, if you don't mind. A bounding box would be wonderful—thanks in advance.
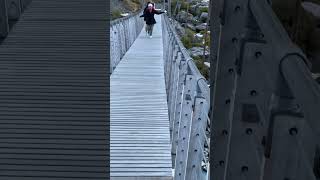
[145,24,154,36]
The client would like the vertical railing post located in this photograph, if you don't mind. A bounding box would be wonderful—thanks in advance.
[164,33,170,88]
[116,25,121,68]
[185,97,209,180]
[165,33,175,93]
[164,32,170,85]
[168,45,179,110]
[121,22,125,57]
[163,13,211,179]
[124,20,129,51]
[110,26,115,73]
[167,42,177,95]
[170,45,179,80]
[0,0,9,38]
[113,26,120,71]
[174,74,196,180]
[171,59,187,163]
[169,52,182,139]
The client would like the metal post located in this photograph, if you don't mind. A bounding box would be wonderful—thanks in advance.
[225,42,272,180]
[168,45,179,96]
[209,0,320,179]
[210,0,249,179]
[172,59,187,162]
[185,97,209,180]
[174,74,196,180]
[166,34,175,92]
[169,52,182,139]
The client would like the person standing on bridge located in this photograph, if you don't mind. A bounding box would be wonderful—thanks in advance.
[142,2,156,24]
[143,2,154,14]
[140,3,166,38]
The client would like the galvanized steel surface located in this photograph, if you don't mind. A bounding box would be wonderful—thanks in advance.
[162,15,209,101]
[110,15,172,179]
[209,0,320,179]
[161,14,210,180]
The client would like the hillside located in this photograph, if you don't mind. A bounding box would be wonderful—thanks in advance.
[111,0,142,19]
[111,0,164,20]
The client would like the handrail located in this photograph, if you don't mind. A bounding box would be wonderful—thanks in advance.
[162,14,210,180]
[163,15,210,100]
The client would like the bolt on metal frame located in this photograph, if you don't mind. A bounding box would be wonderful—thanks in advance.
[162,14,210,180]
[210,0,320,179]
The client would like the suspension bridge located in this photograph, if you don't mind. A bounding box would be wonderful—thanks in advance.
[110,7,210,179]
[113,0,320,179]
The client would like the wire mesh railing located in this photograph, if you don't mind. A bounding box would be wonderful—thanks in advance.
[110,11,144,74]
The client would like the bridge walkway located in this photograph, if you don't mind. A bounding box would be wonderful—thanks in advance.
[110,15,172,179]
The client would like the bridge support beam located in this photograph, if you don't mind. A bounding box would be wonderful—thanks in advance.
[169,52,182,140]
[174,74,196,180]
[171,59,187,159]
[210,0,320,179]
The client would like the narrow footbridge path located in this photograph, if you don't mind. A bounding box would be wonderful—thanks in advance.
[110,15,173,179]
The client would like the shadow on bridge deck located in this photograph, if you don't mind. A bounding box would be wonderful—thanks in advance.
[110,15,173,179]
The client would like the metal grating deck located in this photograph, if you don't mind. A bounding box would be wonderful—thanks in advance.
[110,15,172,180]
[0,0,108,179]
